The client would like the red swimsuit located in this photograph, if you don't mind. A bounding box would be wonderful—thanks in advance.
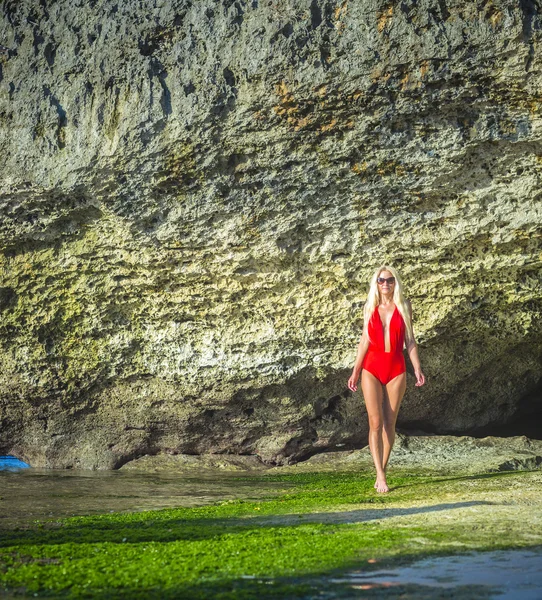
[362,305,406,385]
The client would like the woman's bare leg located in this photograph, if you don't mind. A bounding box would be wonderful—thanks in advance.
[382,372,407,471]
[361,369,388,493]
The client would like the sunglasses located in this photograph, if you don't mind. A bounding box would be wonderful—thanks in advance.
[377,277,395,285]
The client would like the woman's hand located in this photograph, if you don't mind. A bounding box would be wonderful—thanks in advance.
[348,371,360,392]
[414,369,426,386]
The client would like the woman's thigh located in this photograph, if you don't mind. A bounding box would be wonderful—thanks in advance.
[361,369,384,428]
[383,372,407,423]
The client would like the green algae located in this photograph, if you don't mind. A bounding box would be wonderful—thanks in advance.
[0,469,541,598]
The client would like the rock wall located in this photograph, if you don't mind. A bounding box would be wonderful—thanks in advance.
[0,0,541,468]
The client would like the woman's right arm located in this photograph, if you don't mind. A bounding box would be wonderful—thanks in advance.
[348,331,369,392]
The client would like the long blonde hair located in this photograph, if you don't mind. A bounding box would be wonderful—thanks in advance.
[362,265,414,347]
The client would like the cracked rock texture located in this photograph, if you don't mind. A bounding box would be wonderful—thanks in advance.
[266,433,542,475]
[119,434,542,475]
[0,0,541,469]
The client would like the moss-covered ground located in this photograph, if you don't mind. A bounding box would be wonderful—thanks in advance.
[1,469,541,598]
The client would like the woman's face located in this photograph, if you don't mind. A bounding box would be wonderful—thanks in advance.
[377,270,395,294]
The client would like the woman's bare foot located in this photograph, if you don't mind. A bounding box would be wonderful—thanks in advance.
[375,475,389,493]
[374,469,388,489]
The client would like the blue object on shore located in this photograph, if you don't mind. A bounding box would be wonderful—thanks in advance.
[0,455,30,471]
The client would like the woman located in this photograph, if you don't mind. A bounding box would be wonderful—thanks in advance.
[348,265,425,493]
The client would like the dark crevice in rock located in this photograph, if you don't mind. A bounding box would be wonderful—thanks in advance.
[231,1,244,27]
[31,28,45,56]
[525,40,535,71]
[399,378,542,441]
[112,447,159,470]
[519,0,539,40]
[279,431,366,465]
[478,416,542,440]
[38,0,49,20]
[315,3,336,69]
[319,394,342,417]
[0,287,17,311]
[173,12,186,27]
[396,421,441,436]
[281,23,294,38]
[43,42,56,66]
[183,81,195,95]
[436,0,450,20]
[139,38,158,57]
[157,67,172,117]
[223,67,236,89]
[519,2,539,71]
[4,2,19,26]
[310,0,322,29]
[497,455,542,471]
[467,380,542,440]
[42,86,67,149]
[279,439,321,465]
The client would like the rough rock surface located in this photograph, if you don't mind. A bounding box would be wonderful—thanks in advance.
[120,434,542,475]
[268,433,542,474]
[120,452,272,473]
[0,0,541,468]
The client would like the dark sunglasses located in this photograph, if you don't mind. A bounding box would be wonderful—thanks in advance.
[377,276,395,285]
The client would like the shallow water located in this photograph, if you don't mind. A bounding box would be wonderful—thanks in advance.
[0,468,292,528]
[331,546,542,599]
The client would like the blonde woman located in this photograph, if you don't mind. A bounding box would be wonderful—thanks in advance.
[348,266,425,493]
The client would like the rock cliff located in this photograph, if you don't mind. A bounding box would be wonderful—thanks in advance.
[0,0,541,468]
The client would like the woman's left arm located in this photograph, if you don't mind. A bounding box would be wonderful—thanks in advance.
[406,299,426,387]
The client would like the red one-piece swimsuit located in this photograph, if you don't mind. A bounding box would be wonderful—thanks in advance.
[361,305,406,385]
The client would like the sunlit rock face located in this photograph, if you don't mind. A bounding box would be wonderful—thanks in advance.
[0,0,541,469]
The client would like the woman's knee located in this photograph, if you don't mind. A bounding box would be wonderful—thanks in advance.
[368,418,384,433]
[382,419,397,436]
